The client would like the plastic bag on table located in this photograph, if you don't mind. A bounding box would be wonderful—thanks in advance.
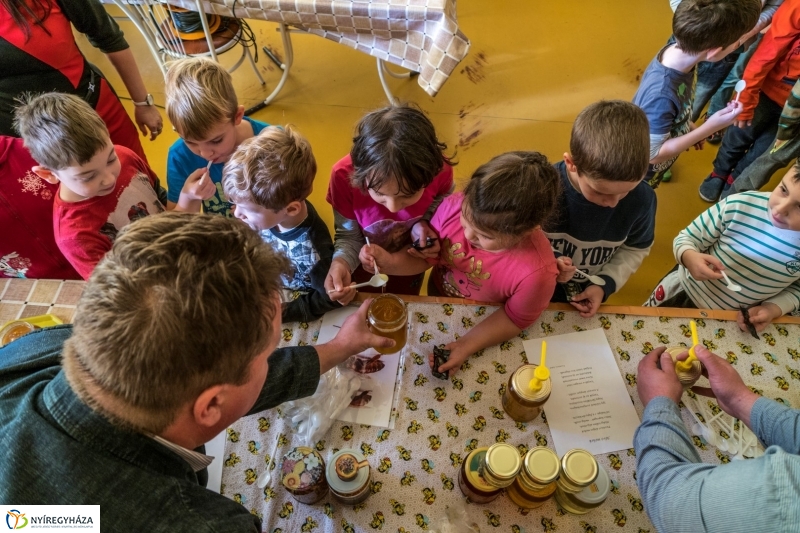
[429,500,481,533]
[277,366,361,447]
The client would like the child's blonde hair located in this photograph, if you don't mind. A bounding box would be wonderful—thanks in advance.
[222,125,316,211]
[13,92,109,169]
[165,57,239,140]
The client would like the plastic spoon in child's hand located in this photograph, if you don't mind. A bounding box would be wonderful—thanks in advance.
[327,274,389,293]
[199,160,212,186]
[734,79,747,102]
[720,270,742,292]
[570,269,606,286]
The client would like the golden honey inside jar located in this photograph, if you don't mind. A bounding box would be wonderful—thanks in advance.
[502,364,551,422]
[0,321,37,347]
[367,294,407,355]
[506,446,560,509]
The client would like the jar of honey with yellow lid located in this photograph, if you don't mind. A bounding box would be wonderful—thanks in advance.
[555,449,598,496]
[367,294,407,355]
[555,463,610,514]
[667,346,702,387]
[506,446,560,509]
[458,447,502,503]
[481,443,522,489]
[502,364,551,422]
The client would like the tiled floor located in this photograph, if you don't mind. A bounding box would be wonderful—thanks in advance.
[76,1,791,305]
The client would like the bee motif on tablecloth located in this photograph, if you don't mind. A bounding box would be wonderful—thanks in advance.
[411,352,424,365]
[541,517,556,532]
[415,312,429,323]
[498,383,507,397]
[719,429,731,440]
[492,361,507,374]
[452,377,464,391]
[737,342,753,354]
[277,433,288,446]
[462,316,474,328]
[659,316,671,323]
[461,360,472,372]
[622,331,635,342]
[425,408,440,422]
[250,509,263,521]
[695,319,706,327]
[450,452,463,467]
[703,339,718,351]
[419,331,433,343]
[397,446,412,460]
[516,421,528,431]
[408,420,423,434]
[470,391,484,403]
[278,502,293,519]
[233,494,245,505]
[473,306,487,317]
[404,398,418,411]
[361,442,375,456]
[534,430,547,447]
[655,332,669,344]
[257,417,270,432]
[712,328,725,339]
[369,512,384,529]
[472,415,486,431]
[428,435,441,451]
[573,325,585,332]
[433,387,447,402]
[341,425,354,440]
[748,386,763,395]
[616,347,630,361]
[341,519,355,533]
[415,514,430,529]
[455,403,468,416]
[680,324,692,337]
[247,441,260,454]
[477,371,490,384]
[692,436,707,450]
[625,373,637,386]
[376,430,390,442]
[224,453,241,467]
[226,428,240,442]
[421,458,435,473]
[446,422,459,438]
[581,521,598,532]
[610,479,621,495]
[496,429,511,443]
[390,499,405,516]
[415,374,428,386]
[436,322,448,333]
[475,347,488,358]
[764,352,779,365]
[789,348,800,360]
[500,340,514,351]
[554,311,566,322]
[370,480,383,494]
[484,510,500,527]
[489,406,504,419]
[518,330,530,340]
[751,363,765,375]
[776,376,790,390]
[401,471,416,485]
[422,487,436,505]
[378,457,392,473]
[775,324,789,336]
[323,503,334,518]
[633,320,645,330]
[612,509,627,527]
[775,397,792,407]
[300,517,317,532]
[441,304,454,316]
[517,444,529,456]
[608,454,622,470]
[763,332,776,346]
[642,342,654,354]
[519,351,529,364]
[787,365,800,380]
[441,473,454,491]
[599,316,612,330]
[628,494,644,512]
[707,401,721,416]
[686,389,697,399]
[541,322,554,335]
[726,351,738,365]
[263,486,276,501]
[716,450,731,464]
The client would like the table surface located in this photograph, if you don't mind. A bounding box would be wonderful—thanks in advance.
[113,0,470,97]
[4,278,800,532]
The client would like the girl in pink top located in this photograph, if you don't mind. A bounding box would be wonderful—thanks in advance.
[362,152,560,375]
[325,104,454,302]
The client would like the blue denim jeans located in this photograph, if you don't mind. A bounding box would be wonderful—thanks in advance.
[721,134,800,199]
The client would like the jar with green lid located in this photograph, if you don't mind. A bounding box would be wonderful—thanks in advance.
[280,446,328,504]
[326,449,372,505]
[481,443,522,489]
[555,449,598,495]
[555,464,610,514]
[458,448,502,503]
[506,447,560,509]
[502,364,551,422]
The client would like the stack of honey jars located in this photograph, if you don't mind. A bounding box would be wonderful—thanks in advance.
[506,447,561,509]
[554,449,610,514]
[459,443,521,503]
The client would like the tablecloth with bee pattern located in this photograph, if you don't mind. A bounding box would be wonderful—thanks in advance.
[221,303,800,533]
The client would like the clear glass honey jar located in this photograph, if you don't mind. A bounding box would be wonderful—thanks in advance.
[506,446,560,509]
[481,443,522,489]
[458,447,502,503]
[367,294,407,355]
[502,364,551,422]
[555,449,598,497]
[555,463,610,514]
[667,347,702,387]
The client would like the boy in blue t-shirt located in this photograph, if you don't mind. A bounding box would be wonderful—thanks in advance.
[633,0,760,188]
[545,100,656,318]
[165,58,269,217]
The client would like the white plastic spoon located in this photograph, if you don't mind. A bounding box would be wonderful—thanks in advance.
[327,273,389,294]
[570,269,606,286]
[734,79,747,102]
[720,270,742,292]
[257,435,282,488]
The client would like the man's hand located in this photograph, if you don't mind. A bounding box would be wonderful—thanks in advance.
[636,346,684,406]
[556,256,577,283]
[408,220,441,259]
[737,303,782,333]
[359,243,390,274]
[181,168,216,202]
[428,340,470,377]
[691,345,759,427]
[681,250,724,281]
[569,284,604,318]
[324,258,356,305]
[316,299,394,373]
[134,105,163,141]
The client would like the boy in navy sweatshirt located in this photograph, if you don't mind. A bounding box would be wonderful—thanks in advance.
[545,100,657,317]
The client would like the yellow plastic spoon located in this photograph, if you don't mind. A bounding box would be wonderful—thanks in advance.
[676,320,699,372]
[529,340,550,391]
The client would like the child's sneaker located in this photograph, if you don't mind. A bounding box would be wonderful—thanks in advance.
[698,171,730,202]
[661,169,672,183]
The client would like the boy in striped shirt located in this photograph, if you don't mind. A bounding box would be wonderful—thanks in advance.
[647,161,800,332]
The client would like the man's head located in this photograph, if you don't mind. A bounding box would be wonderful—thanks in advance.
[565,100,650,208]
[165,57,244,163]
[767,160,800,232]
[61,212,292,437]
[673,0,761,59]
[14,93,119,202]
[222,126,317,232]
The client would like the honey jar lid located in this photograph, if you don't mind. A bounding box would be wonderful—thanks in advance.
[524,447,560,484]
[280,446,326,492]
[560,449,598,487]
[573,464,610,505]
[512,365,552,401]
[484,443,521,481]
[326,449,369,495]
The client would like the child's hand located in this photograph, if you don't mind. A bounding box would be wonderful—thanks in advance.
[325,258,356,305]
[359,243,390,274]
[681,250,724,281]
[737,303,782,333]
[428,341,469,377]
[556,256,577,283]
[409,220,441,259]
[707,101,743,130]
[182,167,216,201]
[569,284,604,318]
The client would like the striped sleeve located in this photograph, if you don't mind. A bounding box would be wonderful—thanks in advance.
[673,199,728,264]
[777,79,800,142]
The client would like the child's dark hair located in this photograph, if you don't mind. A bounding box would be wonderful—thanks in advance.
[792,158,800,179]
[350,103,452,195]
[571,100,650,183]
[463,152,560,238]
[673,0,760,55]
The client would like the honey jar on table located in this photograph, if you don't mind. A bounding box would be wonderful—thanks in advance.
[506,446,560,509]
[367,294,407,355]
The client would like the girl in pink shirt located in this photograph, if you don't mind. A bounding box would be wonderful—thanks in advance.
[362,151,560,375]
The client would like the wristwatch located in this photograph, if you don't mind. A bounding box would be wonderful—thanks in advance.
[133,94,154,106]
